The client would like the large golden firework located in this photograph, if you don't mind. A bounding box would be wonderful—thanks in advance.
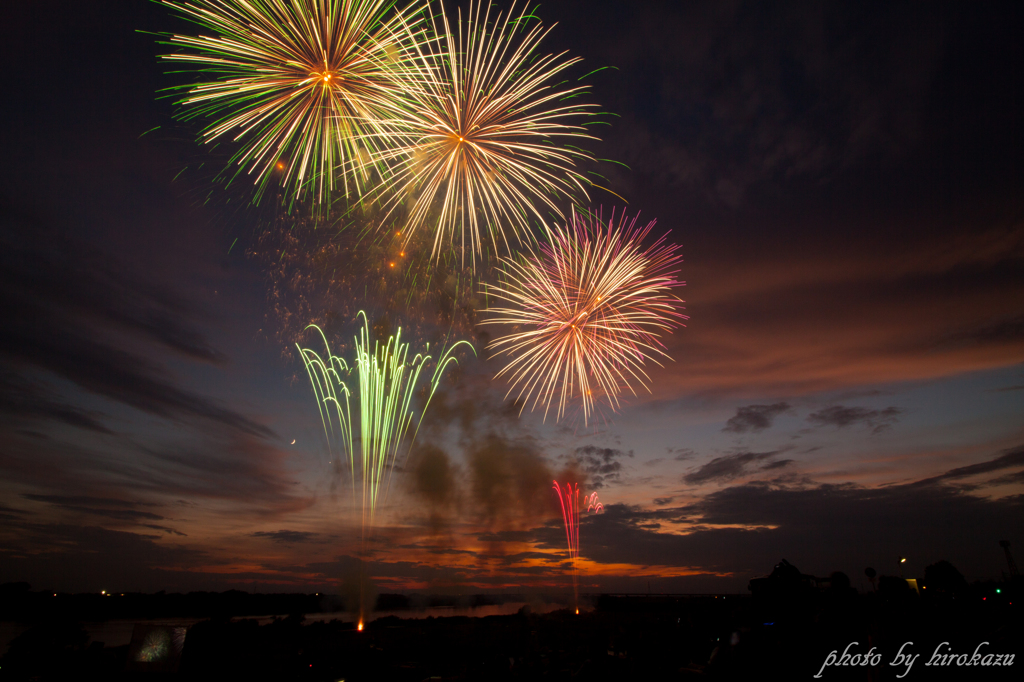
[365,0,600,263]
[159,0,424,204]
[482,209,687,426]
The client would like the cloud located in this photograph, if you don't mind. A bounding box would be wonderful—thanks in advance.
[251,530,323,544]
[673,448,697,461]
[683,450,790,485]
[572,445,634,489]
[495,457,1022,584]
[761,459,795,471]
[0,211,225,364]
[0,523,210,592]
[653,497,675,506]
[0,371,112,434]
[0,213,272,439]
[723,402,791,433]
[137,432,311,516]
[22,493,166,522]
[807,405,902,433]
[143,524,187,537]
[914,445,1024,486]
[644,224,1024,399]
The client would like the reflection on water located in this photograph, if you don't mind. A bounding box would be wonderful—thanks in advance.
[1,602,565,653]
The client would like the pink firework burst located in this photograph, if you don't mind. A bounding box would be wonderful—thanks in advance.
[484,209,687,425]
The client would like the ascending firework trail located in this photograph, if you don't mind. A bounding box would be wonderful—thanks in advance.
[298,311,472,624]
[553,482,604,613]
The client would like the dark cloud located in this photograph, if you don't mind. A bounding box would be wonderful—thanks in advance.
[137,432,310,516]
[566,0,956,207]
[251,530,322,544]
[0,214,271,440]
[807,405,902,433]
[653,497,675,506]
[23,493,165,521]
[989,470,1024,486]
[0,523,211,592]
[914,445,1024,486]
[940,314,1024,347]
[0,322,273,438]
[0,211,225,364]
[673,448,696,461]
[762,459,795,471]
[723,402,791,433]
[0,370,113,434]
[0,504,28,522]
[683,450,788,485]
[492,464,1021,586]
[572,445,633,489]
[22,494,145,509]
[143,524,187,537]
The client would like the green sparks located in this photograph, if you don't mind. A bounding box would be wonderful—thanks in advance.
[297,311,473,532]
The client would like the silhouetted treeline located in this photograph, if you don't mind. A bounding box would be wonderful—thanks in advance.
[0,560,1020,681]
[0,584,342,622]
[0,584,528,623]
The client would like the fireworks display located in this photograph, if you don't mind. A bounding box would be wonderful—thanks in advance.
[483,209,687,425]
[158,0,424,205]
[151,0,688,604]
[365,0,599,262]
[297,312,472,532]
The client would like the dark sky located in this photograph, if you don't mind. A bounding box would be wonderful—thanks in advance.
[1,0,1022,596]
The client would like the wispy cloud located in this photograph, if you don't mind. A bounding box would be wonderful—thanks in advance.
[683,450,792,485]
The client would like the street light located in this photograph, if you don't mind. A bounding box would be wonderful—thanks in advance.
[898,556,907,577]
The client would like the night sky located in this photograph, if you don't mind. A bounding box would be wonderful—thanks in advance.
[1,0,1022,596]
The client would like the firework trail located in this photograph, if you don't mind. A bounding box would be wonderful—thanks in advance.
[297,311,472,532]
[553,483,605,611]
[364,0,601,263]
[158,0,425,206]
[482,208,687,425]
[552,481,580,609]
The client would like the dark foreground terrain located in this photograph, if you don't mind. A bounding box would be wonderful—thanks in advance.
[0,575,1019,681]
